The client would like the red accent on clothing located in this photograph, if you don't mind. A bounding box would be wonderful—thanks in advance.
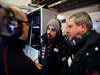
[4,47,9,75]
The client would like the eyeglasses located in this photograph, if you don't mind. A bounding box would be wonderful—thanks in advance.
[10,19,29,25]
[18,19,28,23]
[47,28,56,31]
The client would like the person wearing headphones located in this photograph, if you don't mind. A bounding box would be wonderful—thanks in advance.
[0,4,38,75]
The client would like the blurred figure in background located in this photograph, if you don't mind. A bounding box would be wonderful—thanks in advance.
[66,11,100,75]
[40,19,71,75]
[0,4,38,75]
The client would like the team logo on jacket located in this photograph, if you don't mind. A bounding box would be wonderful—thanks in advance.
[54,48,59,52]
[42,47,46,51]
[95,47,99,51]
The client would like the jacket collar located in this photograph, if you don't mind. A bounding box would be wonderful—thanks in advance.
[73,30,99,54]
[84,30,98,47]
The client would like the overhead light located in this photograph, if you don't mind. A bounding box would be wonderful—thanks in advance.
[48,0,66,8]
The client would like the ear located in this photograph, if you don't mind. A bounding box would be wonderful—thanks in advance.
[80,22,87,32]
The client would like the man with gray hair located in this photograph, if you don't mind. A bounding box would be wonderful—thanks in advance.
[66,11,100,75]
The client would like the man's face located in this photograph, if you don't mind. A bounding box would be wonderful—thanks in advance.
[11,7,29,40]
[47,25,57,39]
[66,17,83,41]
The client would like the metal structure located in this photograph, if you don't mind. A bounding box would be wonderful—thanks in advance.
[31,0,100,12]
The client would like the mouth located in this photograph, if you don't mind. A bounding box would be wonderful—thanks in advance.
[47,34,51,38]
[67,34,72,40]
[66,33,70,37]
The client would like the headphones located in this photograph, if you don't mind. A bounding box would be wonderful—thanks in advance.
[0,5,23,38]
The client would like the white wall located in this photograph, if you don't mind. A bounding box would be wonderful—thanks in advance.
[0,0,31,7]
[89,12,100,33]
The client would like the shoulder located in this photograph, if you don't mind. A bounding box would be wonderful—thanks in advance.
[41,33,48,42]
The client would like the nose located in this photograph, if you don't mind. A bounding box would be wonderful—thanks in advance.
[47,30,51,34]
[66,28,69,34]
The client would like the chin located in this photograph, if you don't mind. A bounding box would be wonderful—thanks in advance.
[68,36,72,41]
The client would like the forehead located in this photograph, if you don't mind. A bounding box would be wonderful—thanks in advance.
[68,17,76,25]
[48,25,55,28]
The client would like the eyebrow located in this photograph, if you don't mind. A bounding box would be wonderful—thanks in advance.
[68,24,72,27]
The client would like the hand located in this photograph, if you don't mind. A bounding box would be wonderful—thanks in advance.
[35,63,43,70]
[33,58,43,70]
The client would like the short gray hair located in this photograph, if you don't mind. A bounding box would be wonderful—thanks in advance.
[69,11,93,30]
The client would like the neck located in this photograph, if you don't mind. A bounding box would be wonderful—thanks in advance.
[78,29,89,39]
[48,38,55,47]
[81,29,90,38]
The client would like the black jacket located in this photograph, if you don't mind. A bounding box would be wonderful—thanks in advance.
[69,30,100,75]
[40,33,71,75]
[0,35,38,75]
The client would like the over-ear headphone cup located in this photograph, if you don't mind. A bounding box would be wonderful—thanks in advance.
[11,26,23,38]
[7,24,14,33]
